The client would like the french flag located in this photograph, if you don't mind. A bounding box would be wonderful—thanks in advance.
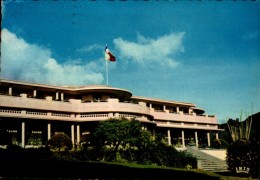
[105,46,116,62]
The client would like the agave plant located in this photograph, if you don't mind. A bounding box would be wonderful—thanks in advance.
[227,109,253,142]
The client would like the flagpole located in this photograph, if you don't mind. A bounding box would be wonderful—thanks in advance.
[106,60,108,85]
[105,44,115,86]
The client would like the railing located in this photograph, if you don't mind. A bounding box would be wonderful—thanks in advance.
[26,111,48,116]
[51,113,71,117]
[0,109,22,114]
[80,113,109,118]
[0,107,152,123]
[155,121,219,130]
[119,113,142,119]
[151,110,217,124]
[0,94,218,127]
[0,95,151,115]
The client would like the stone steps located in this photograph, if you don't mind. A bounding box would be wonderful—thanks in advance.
[198,158,227,172]
[186,146,228,172]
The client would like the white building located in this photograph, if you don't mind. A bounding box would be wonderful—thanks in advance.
[0,78,223,149]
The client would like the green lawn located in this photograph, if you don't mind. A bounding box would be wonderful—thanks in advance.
[0,159,257,180]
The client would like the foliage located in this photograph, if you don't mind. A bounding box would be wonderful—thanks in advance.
[225,112,259,179]
[227,111,252,142]
[211,139,222,149]
[219,123,233,146]
[80,117,197,169]
[47,133,72,152]
[83,117,152,161]
[226,139,250,173]
[248,139,260,179]
[0,157,224,180]
[226,139,260,179]
[0,145,54,161]
[0,146,254,180]
[248,112,260,141]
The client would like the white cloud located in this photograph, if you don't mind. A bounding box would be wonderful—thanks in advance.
[1,1,5,19]
[77,44,104,53]
[113,32,185,68]
[1,28,104,86]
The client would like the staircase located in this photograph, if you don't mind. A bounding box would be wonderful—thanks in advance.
[186,146,228,172]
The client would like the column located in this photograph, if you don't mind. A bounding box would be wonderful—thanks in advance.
[108,112,113,118]
[176,106,179,113]
[167,129,171,145]
[182,130,185,148]
[195,131,198,147]
[56,92,59,100]
[33,89,37,97]
[61,92,64,101]
[114,113,119,118]
[163,105,166,111]
[71,125,75,146]
[149,103,152,109]
[216,132,219,140]
[207,132,211,147]
[47,123,51,140]
[77,125,80,145]
[21,122,25,148]
[8,87,12,95]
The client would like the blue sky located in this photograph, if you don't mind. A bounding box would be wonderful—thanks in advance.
[1,0,260,123]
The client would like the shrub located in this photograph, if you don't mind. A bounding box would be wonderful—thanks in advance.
[226,139,260,179]
[47,133,72,152]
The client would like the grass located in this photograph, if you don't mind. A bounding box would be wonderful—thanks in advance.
[108,162,257,180]
[2,159,256,180]
[0,147,257,180]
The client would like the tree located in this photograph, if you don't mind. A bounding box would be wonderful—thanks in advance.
[47,133,72,153]
[81,117,197,169]
[83,117,153,161]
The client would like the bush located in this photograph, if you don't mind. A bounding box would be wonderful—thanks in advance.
[47,133,72,152]
[79,118,198,169]
[248,139,260,179]
[226,139,260,179]
[226,139,250,173]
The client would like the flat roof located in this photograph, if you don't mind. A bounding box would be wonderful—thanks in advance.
[0,78,132,99]
[132,96,196,107]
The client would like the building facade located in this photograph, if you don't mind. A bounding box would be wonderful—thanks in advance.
[0,79,223,149]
